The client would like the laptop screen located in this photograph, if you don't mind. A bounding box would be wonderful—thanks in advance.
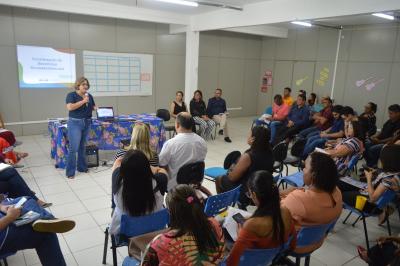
[97,107,114,119]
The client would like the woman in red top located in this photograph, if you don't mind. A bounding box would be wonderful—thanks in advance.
[227,170,296,266]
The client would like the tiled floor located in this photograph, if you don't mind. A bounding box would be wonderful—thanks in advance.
[6,116,399,266]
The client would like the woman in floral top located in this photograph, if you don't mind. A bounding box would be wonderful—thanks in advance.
[142,185,225,265]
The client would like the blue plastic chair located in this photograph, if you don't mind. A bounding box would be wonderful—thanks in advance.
[205,167,228,180]
[278,171,304,188]
[343,154,361,176]
[102,208,169,266]
[342,189,396,250]
[122,256,140,266]
[219,234,294,266]
[204,185,242,216]
[288,222,334,266]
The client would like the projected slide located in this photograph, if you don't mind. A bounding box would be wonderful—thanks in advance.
[17,45,76,89]
[83,50,153,96]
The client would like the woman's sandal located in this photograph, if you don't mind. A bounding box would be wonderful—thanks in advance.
[357,246,370,263]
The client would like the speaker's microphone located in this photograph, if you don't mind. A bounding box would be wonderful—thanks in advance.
[85,93,89,107]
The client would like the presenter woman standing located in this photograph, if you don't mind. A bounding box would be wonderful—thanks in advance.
[65,77,96,179]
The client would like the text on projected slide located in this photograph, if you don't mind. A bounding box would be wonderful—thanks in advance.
[83,50,153,96]
[17,45,76,89]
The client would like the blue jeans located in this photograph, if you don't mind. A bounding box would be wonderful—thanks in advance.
[0,168,37,200]
[268,121,283,144]
[298,126,320,139]
[66,118,90,177]
[2,224,66,266]
[364,140,384,167]
[302,135,328,159]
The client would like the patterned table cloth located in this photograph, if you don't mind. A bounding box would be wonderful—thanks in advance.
[49,114,166,169]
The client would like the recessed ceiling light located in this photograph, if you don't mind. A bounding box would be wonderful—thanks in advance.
[156,0,198,7]
[291,21,312,27]
[372,13,394,20]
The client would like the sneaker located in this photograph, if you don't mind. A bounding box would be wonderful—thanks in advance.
[33,219,75,233]
[218,129,223,135]
[14,140,23,146]
[224,137,232,143]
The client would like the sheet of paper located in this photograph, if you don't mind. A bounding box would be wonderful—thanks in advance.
[340,176,367,189]
[0,163,12,173]
[314,147,329,154]
[222,206,252,241]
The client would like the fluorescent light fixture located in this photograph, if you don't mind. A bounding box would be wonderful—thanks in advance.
[291,21,312,27]
[372,13,394,20]
[156,0,198,7]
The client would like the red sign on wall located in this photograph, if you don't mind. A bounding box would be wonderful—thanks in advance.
[261,70,273,92]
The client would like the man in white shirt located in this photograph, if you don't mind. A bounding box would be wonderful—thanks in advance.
[159,112,207,190]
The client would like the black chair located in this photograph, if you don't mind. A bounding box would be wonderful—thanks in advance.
[156,109,175,138]
[272,142,288,178]
[283,138,304,176]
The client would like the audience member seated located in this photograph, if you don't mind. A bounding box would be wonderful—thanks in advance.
[109,150,166,235]
[142,185,225,265]
[0,137,28,165]
[0,161,51,207]
[298,97,333,139]
[0,113,19,146]
[338,145,400,224]
[359,102,377,138]
[307,93,317,109]
[364,104,400,167]
[190,90,216,140]
[298,89,307,98]
[215,126,274,206]
[206,88,232,143]
[388,129,400,145]
[357,235,400,266]
[159,112,207,190]
[302,105,344,160]
[281,152,342,253]
[227,170,296,266]
[282,87,293,106]
[114,123,159,166]
[274,95,310,145]
[170,90,187,119]
[256,94,290,144]
[324,119,365,175]
[0,200,75,266]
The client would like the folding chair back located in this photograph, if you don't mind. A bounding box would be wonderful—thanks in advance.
[204,185,241,216]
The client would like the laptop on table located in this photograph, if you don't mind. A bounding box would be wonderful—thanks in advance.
[97,107,115,122]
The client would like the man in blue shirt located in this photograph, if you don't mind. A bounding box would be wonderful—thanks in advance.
[274,94,310,145]
[206,88,232,142]
[301,105,345,159]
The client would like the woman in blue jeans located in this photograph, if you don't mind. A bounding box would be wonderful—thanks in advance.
[65,77,96,178]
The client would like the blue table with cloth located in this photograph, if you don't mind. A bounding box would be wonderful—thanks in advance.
[48,114,166,169]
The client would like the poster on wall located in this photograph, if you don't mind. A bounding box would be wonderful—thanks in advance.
[261,70,273,92]
[83,50,153,96]
[316,67,330,87]
[355,76,384,91]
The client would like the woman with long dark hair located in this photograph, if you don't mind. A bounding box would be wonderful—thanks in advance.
[109,150,166,235]
[142,185,225,265]
[216,126,274,206]
[227,170,296,266]
[170,90,187,118]
[190,90,216,140]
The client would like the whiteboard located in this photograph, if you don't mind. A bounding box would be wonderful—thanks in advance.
[83,50,153,96]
